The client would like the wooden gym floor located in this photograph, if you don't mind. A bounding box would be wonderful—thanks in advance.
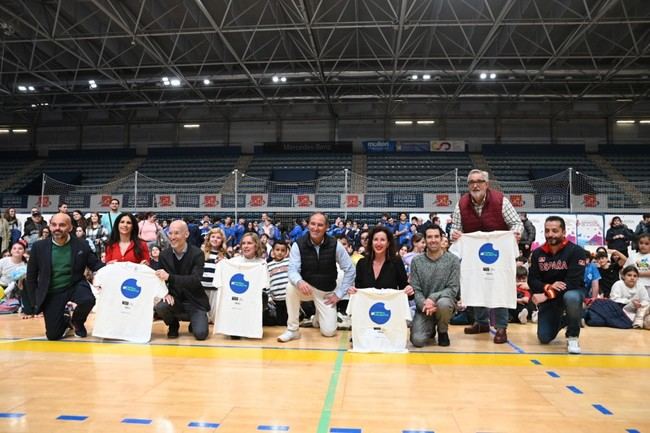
[1,314,648,433]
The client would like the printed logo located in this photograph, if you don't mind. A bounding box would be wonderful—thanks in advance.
[203,195,219,207]
[120,278,142,299]
[296,195,313,207]
[368,302,391,325]
[478,243,499,264]
[229,273,249,294]
[509,194,525,207]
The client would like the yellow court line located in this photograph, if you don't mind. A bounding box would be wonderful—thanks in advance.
[2,340,650,369]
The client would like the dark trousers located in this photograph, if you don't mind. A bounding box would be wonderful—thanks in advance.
[537,290,584,343]
[154,299,209,340]
[42,281,95,340]
[263,299,289,326]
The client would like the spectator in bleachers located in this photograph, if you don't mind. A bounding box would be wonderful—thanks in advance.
[0,210,10,253]
[149,245,162,270]
[633,214,650,252]
[518,212,536,259]
[105,213,149,265]
[23,208,47,248]
[444,217,453,238]
[138,212,162,250]
[402,232,425,275]
[289,218,306,243]
[71,210,87,232]
[57,202,69,215]
[606,216,634,256]
[223,216,236,247]
[199,220,211,238]
[395,212,411,247]
[385,216,397,234]
[583,250,601,303]
[3,208,21,247]
[594,250,623,298]
[234,217,246,245]
[417,212,438,234]
[85,212,108,255]
[74,226,95,253]
[185,217,203,247]
[451,169,523,345]
[259,233,271,260]
[38,226,51,240]
[100,198,120,237]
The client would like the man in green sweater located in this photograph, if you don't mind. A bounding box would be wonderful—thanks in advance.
[26,213,103,340]
[410,225,460,347]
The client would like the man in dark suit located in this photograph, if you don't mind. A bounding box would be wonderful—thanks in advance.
[154,220,209,340]
[25,212,103,340]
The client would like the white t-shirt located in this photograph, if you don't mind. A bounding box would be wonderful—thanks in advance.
[213,257,268,338]
[450,230,518,309]
[346,288,411,353]
[0,257,27,287]
[625,252,650,296]
[93,262,167,343]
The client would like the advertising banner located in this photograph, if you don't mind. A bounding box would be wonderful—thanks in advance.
[293,194,315,208]
[200,194,221,209]
[154,194,177,209]
[90,194,124,210]
[423,193,456,211]
[27,195,60,212]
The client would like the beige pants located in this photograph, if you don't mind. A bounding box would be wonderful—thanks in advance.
[285,282,338,337]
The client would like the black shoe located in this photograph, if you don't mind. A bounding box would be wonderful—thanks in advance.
[188,323,193,334]
[230,335,241,340]
[438,332,450,347]
[73,323,87,338]
[167,325,179,339]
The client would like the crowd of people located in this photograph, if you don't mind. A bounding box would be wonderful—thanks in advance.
[1,171,649,353]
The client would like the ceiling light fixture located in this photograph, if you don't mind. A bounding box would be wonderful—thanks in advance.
[170,78,181,87]
[272,76,279,83]
[203,79,211,85]
[89,80,97,89]
[183,124,200,128]
[0,129,9,134]
[480,73,487,80]
[411,74,418,80]
[18,85,27,92]
[394,120,413,125]
[417,120,435,125]
[638,120,650,124]
[616,120,635,124]
[280,76,287,83]
[422,74,431,80]
[12,129,28,133]
[162,77,170,86]
[489,73,496,79]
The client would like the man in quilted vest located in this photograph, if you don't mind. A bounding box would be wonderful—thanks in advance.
[451,169,523,344]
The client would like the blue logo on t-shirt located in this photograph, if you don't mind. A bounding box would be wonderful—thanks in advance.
[368,302,391,325]
[230,273,249,294]
[120,278,142,299]
[478,243,500,264]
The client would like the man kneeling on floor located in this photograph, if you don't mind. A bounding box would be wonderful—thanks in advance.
[410,225,460,347]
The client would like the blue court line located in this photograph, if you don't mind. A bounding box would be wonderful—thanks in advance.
[530,359,542,365]
[330,428,362,433]
[188,421,220,428]
[403,430,434,433]
[57,415,88,421]
[592,404,613,415]
[546,371,560,378]
[566,386,583,394]
[626,429,640,433]
[488,330,526,354]
[258,426,289,431]
[0,413,25,418]
[122,418,152,424]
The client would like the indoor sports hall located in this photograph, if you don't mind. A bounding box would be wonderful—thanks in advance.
[1,1,649,432]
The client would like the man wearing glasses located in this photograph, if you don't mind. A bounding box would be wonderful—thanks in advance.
[450,169,522,344]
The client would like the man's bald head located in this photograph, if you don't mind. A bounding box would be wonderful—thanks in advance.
[168,219,190,252]
[50,212,72,242]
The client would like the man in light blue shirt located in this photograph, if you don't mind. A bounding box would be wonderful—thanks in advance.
[278,212,355,342]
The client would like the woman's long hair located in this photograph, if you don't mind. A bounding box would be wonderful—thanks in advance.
[240,232,265,258]
[366,226,397,263]
[202,227,228,260]
[107,212,144,260]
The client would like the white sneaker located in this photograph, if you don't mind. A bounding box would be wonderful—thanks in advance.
[517,309,528,324]
[277,330,300,343]
[311,314,319,329]
[531,310,538,323]
[567,337,581,354]
[337,312,351,330]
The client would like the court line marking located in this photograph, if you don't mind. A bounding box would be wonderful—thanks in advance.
[566,385,583,394]
[257,426,290,431]
[546,371,560,378]
[592,404,613,415]
[317,331,349,433]
[188,421,220,428]
[530,359,542,365]
[56,415,88,421]
[489,329,526,354]
[121,418,152,424]
[0,413,25,418]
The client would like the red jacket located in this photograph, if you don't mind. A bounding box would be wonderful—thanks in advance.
[458,189,508,233]
[105,240,150,265]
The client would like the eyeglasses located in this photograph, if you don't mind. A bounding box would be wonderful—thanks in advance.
[468,180,487,185]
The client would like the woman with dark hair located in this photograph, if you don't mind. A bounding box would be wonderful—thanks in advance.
[605,216,634,256]
[105,212,150,264]
[349,226,413,296]
[71,210,87,231]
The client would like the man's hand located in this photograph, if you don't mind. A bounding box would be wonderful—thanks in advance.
[163,294,175,306]
[324,292,339,306]
[155,269,170,282]
[297,280,313,296]
[532,293,548,305]
[423,298,437,316]
[451,230,462,241]
[549,281,567,291]
[403,285,415,296]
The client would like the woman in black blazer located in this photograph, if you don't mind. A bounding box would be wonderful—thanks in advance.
[349,226,414,296]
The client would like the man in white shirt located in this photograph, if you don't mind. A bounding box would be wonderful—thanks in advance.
[278,212,355,342]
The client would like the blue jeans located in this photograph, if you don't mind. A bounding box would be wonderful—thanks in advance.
[474,307,508,329]
[537,290,584,343]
